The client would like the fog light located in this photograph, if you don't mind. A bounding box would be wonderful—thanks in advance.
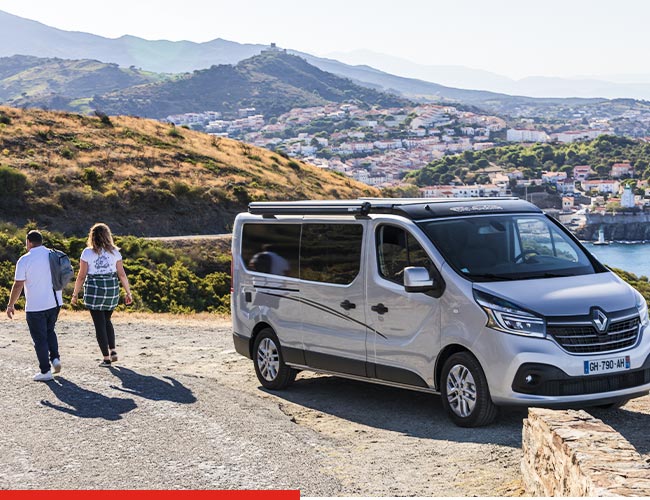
[524,374,537,385]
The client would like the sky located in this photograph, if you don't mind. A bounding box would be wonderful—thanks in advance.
[1,0,649,79]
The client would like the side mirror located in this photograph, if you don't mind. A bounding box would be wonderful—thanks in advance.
[403,266,435,293]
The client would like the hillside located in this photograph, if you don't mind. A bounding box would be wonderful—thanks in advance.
[0,106,379,236]
[406,135,650,186]
[90,51,410,119]
[0,55,166,111]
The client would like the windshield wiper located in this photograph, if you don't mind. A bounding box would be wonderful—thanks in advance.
[518,272,572,280]
[465,273,514,282]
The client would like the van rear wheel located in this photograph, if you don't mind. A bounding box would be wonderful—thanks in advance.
[441,352,497,427]
[253,328,297,390]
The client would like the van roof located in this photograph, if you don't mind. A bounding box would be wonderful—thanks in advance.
[248,197,542,221]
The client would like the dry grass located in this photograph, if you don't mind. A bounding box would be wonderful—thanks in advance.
[0,106,379,204]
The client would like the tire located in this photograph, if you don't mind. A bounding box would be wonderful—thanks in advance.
[253,328,297,390]
[441,352,498,427]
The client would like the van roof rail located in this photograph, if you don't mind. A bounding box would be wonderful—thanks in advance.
[248,197,538,219]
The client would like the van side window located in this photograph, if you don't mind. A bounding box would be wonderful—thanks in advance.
[376,225,432,285]
[301,224,363,285]
[241,223,300,278]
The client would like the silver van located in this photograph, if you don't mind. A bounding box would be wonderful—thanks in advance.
[231,198,650,426]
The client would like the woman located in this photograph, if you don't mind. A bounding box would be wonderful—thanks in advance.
[71,223,133,367]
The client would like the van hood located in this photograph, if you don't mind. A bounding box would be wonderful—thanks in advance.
[473,272,637,317]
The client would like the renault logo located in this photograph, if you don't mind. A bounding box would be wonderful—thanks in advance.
[591,308,609,334]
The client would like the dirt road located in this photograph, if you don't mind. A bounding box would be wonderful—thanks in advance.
[2,311,528,495]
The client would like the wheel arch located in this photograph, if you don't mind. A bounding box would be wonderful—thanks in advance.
[249,322,273,358]
[434,343,473,390]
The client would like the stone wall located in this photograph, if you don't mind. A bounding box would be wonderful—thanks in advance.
[576,212,650,241]
[522,408,650,496]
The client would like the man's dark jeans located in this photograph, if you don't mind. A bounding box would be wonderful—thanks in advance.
[26,307,60,374]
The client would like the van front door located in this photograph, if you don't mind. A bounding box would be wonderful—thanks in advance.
[299,221,368,377]
[365,222,442,388]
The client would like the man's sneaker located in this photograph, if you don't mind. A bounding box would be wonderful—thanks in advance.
[51,358,61,374]
[33,371,53,382]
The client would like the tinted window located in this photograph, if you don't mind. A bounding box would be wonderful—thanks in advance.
[300,224,363,285]
[241,223,300,278]
[376,225,433,285]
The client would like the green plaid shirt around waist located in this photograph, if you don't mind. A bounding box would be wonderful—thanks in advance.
[83,273,120,310]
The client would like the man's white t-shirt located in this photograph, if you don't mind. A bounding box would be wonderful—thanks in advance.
[80,248,122,275]
[14,245,62,312]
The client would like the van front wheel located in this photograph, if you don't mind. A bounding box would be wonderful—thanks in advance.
[441,352,497,427]
[253,328,297,390]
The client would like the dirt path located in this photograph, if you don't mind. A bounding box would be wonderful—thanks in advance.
[3,311,528,495]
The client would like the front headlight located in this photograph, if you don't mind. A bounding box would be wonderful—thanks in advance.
[636,292,649,328]
[474,290,546,338]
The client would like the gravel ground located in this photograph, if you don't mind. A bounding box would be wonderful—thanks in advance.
[1,311,540,495]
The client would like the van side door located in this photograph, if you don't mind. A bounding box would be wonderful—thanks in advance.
[299,221,368,377]
[365,220,443,388]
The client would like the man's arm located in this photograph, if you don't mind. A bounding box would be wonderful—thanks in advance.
[6,280,24,319]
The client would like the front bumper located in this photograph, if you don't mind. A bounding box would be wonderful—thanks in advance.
[511,354,650,397]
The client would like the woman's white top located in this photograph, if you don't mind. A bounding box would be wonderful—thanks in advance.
[80,247,123,275]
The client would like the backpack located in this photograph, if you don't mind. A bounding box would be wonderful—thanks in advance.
[49,249,75,291]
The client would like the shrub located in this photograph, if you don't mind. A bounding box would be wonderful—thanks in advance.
[0,112,10,125]
[168,127,183,139]
[94,110,113,127]
[0,166,28,198]
[60,147,75,160]
[82,168,102,190]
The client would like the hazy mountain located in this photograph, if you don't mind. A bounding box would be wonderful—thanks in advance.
[328,49,514,92]
[0,9,265,73]
[0,55,165,111]
[90,51,410,118]
[329,49,650,101]
[1,8,646,109]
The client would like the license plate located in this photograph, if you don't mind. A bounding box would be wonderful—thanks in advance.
[584,356,630,375]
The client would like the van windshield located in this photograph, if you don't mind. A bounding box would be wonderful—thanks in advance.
[418,214,597,282]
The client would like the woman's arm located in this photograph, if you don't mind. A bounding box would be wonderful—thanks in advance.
[116,260,133,305]
[71,260,88,305]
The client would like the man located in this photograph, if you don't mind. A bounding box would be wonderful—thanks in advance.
[6,230,62,381]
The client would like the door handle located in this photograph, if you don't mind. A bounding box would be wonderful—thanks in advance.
[340,299,356,310]
[371,303,389,315]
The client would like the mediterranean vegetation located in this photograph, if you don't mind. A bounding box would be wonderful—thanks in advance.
[407,135,650,186]
[0,224,231,314]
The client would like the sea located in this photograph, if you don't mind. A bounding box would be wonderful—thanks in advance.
[584,242,650,278]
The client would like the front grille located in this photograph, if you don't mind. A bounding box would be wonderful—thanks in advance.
[547,317,640,354]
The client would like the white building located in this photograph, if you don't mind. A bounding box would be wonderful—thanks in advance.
[621,185,636,208]
[506,129,549,143]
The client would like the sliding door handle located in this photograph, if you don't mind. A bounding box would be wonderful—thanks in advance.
[371,303,388,315]
[340,299,356,310]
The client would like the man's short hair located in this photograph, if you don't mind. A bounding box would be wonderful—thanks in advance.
[26,230,43,244]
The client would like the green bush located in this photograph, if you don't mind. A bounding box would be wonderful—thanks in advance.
[0,225,231,314]
[0,166,28,198]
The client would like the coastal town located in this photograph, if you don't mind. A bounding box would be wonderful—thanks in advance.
[166,102,650,218]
